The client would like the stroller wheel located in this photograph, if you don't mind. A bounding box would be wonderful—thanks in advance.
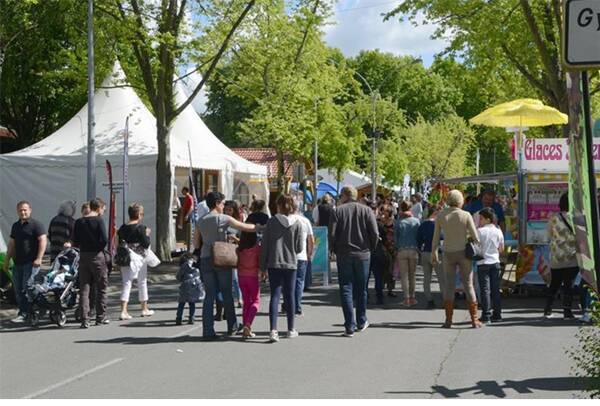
[49,311,57,323]
[57,311,67,328]
[29,311,40,327]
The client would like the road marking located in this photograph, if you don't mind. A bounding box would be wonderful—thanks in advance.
[168,326,200,339]
[23,358,124,399]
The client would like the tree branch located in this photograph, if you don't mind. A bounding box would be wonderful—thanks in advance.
[293,0,320,65]
[119,0,158,110]
[172,0,256,118]
[501,43,555,102]
[519,0,561,96]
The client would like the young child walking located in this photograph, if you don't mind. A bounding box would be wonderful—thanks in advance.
[236,199,269,338]
[476,207,505,324]
[176,253,205,325]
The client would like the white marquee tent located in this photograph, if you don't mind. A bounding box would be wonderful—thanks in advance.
[0,63,267,250]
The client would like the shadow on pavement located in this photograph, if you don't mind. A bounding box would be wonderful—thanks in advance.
[386,377,593,398]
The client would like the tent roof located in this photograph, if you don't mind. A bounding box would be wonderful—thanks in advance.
[317,168,371,189]
[171,85,266,175]
[2,62,266,176]
[3,63,156,160]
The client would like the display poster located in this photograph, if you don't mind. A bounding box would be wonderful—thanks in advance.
[311,227,329,284]
[516,245,548,285]
[526,183,567,244]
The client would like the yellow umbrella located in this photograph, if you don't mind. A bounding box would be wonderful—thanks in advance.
[469,98,568,246]
[470,98,568,128]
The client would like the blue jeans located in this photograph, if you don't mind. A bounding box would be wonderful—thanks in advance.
[337,256,370,332]
[367,259,384,301]
[176,302,196,320]
[216,269,241,303]
[13,263,33,316]
[304,261,312,290]
[477,263,501,320]
[200,258,238,336]
[268,269,296,331]
[295,260,309,313]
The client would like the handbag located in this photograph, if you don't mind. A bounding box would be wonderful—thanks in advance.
[212,241,238,268]
[114,240,131,266]
[465,239,484,261]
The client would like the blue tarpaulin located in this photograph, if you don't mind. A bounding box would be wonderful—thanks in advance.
[291,182,338,204]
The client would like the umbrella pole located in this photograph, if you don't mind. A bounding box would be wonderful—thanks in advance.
[517,121,526,246]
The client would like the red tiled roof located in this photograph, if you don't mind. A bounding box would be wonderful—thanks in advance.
[232,148,297,179]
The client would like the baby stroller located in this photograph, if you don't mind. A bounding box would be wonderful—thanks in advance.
[26,248,79,328]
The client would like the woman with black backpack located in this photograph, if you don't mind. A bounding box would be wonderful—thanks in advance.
[117,203,153,320]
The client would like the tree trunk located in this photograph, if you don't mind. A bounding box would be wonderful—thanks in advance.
[155,114,173,262]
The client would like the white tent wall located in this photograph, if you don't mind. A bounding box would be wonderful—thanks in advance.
[0,64,267,252]
[0,155,156,249]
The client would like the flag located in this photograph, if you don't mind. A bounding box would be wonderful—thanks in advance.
[105,160,117,257]
[567,73,597,292]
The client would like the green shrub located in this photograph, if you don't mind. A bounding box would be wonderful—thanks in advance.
[570,289,600,398]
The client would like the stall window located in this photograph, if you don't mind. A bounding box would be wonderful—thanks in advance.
[233,180,250,206]
[204,170,219,195]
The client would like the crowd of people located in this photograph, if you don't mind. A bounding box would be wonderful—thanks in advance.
[2,183,593,340]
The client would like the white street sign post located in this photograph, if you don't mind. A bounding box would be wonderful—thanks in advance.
[563,0,600,69]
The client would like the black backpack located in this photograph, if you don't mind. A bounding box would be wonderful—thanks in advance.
[114,240,131,266]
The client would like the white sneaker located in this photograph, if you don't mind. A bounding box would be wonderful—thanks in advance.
[11,315,26,323]
[287,329,299,338]
[269,330,280,343]
[581,313,592,323]
[119,312,132,320]
[141,309,155,317]
[357,321,370,332]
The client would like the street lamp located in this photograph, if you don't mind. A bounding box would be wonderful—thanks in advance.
[328,57,423,201]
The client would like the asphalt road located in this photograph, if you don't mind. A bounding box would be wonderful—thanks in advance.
[0,264,590,399]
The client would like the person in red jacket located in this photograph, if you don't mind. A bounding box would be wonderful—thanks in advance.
[178,187,195,251]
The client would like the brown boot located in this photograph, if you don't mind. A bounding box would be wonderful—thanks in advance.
[468,301,483,328]
[442,301,453,328]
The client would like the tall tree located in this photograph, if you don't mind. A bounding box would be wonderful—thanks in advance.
[212,0,356,192]
[385,0,600,136]
[348,50,462,123]
[402,114,476,182]
[99,0,256,260]
[0,0,114,152]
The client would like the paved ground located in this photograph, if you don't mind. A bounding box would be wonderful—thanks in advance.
[0,263,591,399]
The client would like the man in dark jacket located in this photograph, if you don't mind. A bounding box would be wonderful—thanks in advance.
[4,201,47,323]
[73,198,109,328]
[329,186,379,337]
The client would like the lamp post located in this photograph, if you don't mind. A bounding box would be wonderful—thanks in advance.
[328,57,422,200]
[86,0,96,200]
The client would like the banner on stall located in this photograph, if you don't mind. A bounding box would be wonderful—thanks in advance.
[311,226,329,278]
[512,137,600,172]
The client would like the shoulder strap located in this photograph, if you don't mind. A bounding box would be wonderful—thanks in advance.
[558,212,575,235]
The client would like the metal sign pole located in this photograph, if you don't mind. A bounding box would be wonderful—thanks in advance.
[581,70,600,292]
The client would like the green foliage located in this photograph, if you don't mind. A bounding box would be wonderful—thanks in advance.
[0,0,115,152]
[348,50,462,123]
[401,114,476,182]
[569,290,600,398]
[204,0,366,188]
[383,0,600,132]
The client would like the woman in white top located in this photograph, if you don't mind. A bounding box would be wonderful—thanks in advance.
[476,207,504,324]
